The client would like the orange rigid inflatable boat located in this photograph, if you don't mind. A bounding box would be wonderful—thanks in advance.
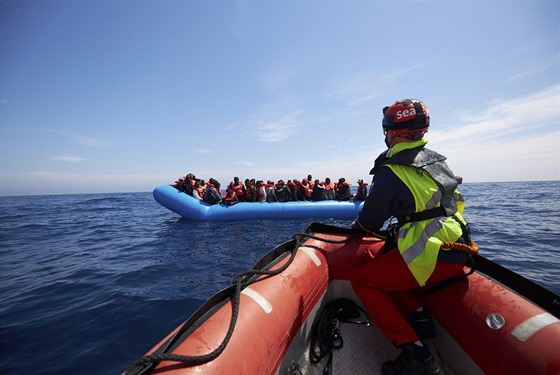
[125,223,560,375]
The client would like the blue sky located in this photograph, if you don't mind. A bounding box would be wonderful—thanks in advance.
[1,1,558,196]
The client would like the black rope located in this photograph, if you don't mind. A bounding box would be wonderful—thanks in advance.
[125,231,361,375]
[309,299,370,375]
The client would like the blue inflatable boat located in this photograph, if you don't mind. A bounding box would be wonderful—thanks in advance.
[153,185,364,221]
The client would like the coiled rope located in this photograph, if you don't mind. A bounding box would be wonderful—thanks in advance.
[309,299,370,375]
[125,232,361,375]
[441,239,479,254]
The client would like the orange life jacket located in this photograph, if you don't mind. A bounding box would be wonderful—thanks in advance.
[231,182,245,197]
[193,187,204,198]
[245,184,255,201]
[357,183,368,194]
[223,191,238,203]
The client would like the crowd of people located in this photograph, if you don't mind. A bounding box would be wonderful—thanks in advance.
[171,173,370,205]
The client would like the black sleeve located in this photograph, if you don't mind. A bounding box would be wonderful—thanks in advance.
[357,167,415,232]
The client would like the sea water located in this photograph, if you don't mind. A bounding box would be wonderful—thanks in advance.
[0,181,558,374]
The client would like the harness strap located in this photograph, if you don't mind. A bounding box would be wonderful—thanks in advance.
[403,207,446,223]
[403,209,473,248]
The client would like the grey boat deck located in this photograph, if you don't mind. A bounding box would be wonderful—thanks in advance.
[278,281,471,375]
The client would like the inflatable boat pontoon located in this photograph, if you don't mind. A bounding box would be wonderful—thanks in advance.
[125,223,560,375]
[153,185,364,221]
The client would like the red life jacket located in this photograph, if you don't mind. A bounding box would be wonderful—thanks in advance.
[298,182,310,199]
[193,187,204,198]
[231,182,245,197]
[357,183,368,195]
[223,191,238,204]
[244,184,254,201]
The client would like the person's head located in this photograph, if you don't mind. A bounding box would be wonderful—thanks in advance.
[234,176,239,183]
[382,99,429,148]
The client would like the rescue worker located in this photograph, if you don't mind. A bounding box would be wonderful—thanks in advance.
[351,99,470,375]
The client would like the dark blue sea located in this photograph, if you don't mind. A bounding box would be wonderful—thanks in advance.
[1,181,559,374]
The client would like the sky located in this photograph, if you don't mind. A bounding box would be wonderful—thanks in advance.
[1,1,559,196]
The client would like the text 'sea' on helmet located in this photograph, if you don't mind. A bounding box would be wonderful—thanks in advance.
[382,99,430,131]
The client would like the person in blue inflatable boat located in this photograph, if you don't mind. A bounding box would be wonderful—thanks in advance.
[353,179,368,201]
[335,178,352,201]
[351,99,473,375]
[203,178,222,205]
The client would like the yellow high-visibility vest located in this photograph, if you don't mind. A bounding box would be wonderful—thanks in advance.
[385,140,467,286]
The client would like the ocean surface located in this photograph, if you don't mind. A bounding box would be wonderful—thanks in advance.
[1,181,559,374]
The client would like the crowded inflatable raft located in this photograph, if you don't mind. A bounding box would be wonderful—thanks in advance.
[154,173,369,220]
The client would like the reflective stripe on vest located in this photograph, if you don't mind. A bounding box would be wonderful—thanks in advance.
[399,217,445,264]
